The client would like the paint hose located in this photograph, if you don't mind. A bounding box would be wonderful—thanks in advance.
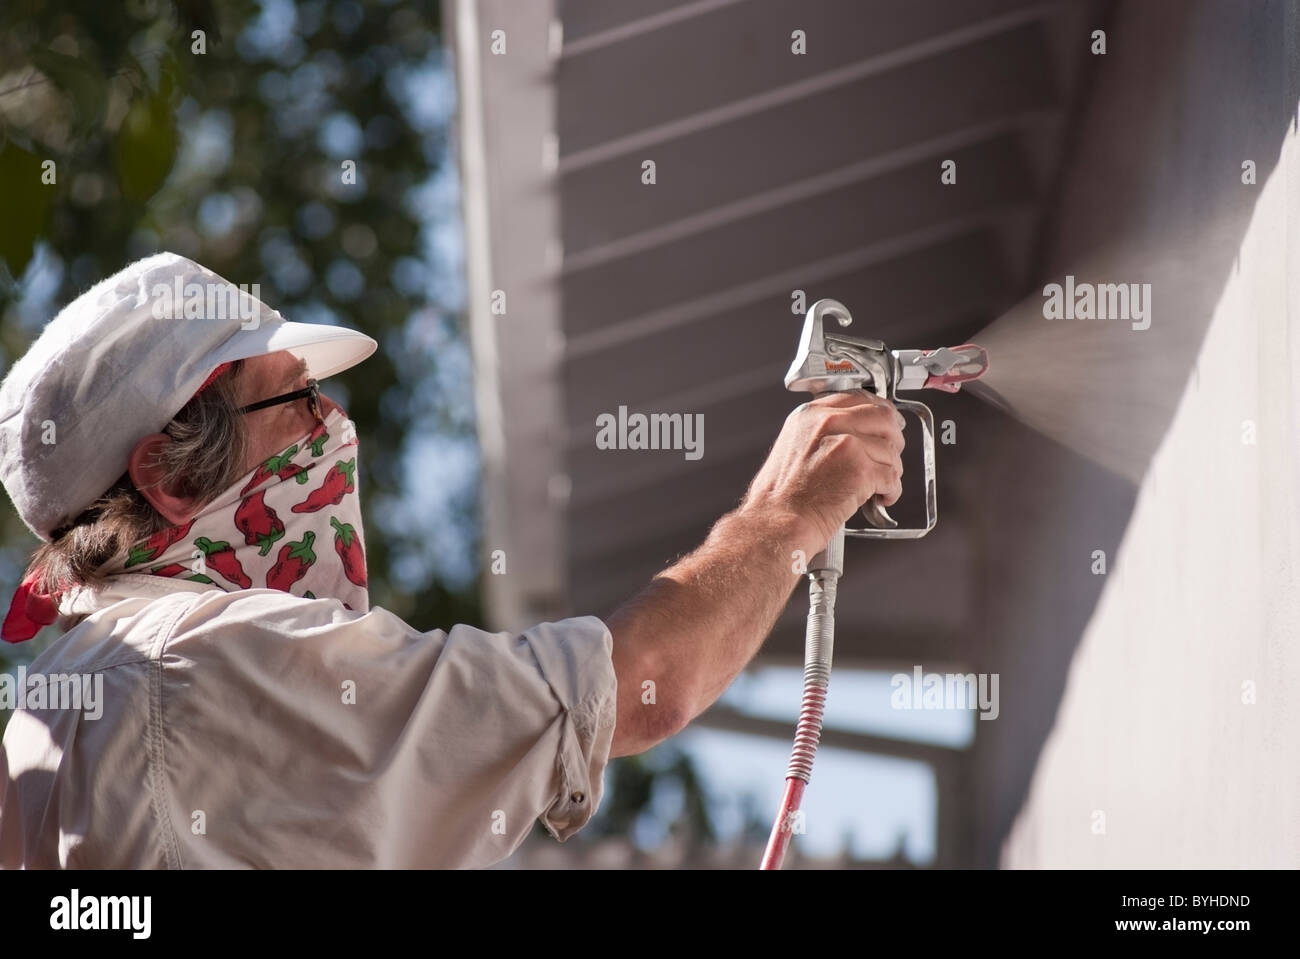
[760,527,844,870]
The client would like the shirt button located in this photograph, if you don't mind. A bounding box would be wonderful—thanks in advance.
[570,791,585,804]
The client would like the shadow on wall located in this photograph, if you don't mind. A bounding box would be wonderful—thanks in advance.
[960,0,1300,866]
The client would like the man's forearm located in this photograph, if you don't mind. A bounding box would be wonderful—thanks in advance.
[603,391,904,756]
[605,505,820,750]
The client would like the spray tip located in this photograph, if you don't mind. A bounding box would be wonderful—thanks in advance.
[894,344,990,392]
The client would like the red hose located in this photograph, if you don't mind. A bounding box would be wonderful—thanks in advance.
[760,778,807,869]
[760,531,841,870]
[760,667,830,869]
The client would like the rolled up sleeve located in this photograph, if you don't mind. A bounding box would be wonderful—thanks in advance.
[157,592,619,868]
[520,618,618,842]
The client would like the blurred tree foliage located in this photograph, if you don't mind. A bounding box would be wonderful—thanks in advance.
[0,0,481,692]
[582,746,717,854]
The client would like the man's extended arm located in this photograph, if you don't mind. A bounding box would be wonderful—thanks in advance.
[604,392,906,757]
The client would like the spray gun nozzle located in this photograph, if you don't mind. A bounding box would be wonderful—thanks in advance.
[894,344,990,393]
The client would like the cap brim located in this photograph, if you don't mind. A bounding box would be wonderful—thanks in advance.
[211,321,378,381]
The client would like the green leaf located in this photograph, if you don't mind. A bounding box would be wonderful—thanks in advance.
[113,90,177,203]
[0,142,53,276]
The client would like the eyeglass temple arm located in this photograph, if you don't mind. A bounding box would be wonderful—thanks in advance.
[236,379,318,415]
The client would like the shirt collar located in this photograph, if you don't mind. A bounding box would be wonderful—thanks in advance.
[59,572,223,618]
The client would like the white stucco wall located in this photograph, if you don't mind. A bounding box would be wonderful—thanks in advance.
[1000,1,1300,867]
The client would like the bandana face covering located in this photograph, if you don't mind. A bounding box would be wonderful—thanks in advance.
[110,407,369,611]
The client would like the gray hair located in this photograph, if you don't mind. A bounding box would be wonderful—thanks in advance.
[27,359,250,593]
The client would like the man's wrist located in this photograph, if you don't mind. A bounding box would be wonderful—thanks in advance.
[723,502,825,572]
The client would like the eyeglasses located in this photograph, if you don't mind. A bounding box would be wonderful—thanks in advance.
[237,378,323,422]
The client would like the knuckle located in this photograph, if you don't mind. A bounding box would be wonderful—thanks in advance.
[807,406,841,434]
[811,410,840,437]
[824,431,857,456]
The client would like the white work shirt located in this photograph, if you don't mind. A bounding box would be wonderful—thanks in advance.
[0,573,618,868]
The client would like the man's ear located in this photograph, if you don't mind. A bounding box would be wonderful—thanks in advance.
[128,434,202,526]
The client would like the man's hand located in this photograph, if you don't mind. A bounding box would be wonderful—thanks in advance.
[738,391,906,556]
[604,390,906,757]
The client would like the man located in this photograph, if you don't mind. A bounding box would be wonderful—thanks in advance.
[0,252,903,868]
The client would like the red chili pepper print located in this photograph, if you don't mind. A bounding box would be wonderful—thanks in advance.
[307,423,330,457]
[126,521,194,567]
[193,537,252,588]
[150,563,214,585]
[292,458,356,513]
[330,516,367,587]
[266,531,317,592]
[234,491,286,556]
[240,445,306,494]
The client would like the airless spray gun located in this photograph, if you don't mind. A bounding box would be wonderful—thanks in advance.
[760,298,989,870]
